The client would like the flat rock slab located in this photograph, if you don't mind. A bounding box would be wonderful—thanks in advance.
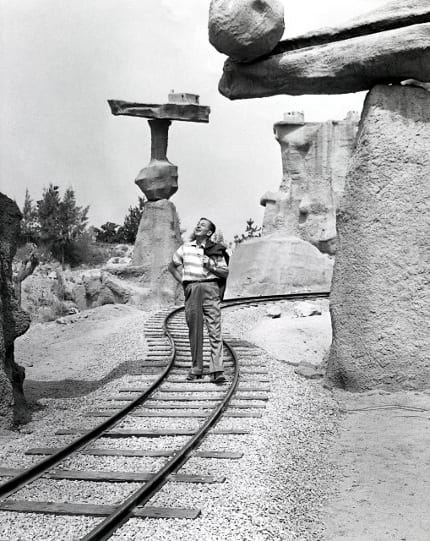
[108,100,210,123]
[218,0,430,98]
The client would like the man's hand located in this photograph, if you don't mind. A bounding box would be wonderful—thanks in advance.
[202,255,214,269]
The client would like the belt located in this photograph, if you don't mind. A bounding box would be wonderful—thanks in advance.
[183,279,219,288]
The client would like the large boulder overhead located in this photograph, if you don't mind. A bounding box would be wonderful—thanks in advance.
[210,0,430,98]
[208,0,285,63]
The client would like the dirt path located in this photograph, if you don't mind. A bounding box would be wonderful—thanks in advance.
[322,390,430,541]
[245,308,430,541]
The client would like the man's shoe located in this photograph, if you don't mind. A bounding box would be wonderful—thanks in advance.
[186,373,203,381]
[210,371,226,384]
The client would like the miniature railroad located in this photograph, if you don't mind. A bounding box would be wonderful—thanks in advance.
[0,291,328,540]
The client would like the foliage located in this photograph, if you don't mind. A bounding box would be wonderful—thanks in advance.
[36,184,89,265]
[233,218,262,246]
[119,196,145,243]
[93,221,122,243]
[94,197,145,244]
[20,189,40,244]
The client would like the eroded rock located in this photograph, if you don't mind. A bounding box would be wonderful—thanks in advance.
[327,85,430,391]
[208,0,285,62]
[217,0,430,98]
[225,234,333,298]
[0,193,31,427]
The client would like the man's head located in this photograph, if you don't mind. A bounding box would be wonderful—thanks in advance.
[193,217,216,240]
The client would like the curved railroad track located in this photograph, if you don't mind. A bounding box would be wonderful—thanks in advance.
[0,291,328,540]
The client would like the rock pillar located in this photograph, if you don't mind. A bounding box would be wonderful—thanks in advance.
[0,193,31,427]
[132,200,182,305]
[261,111,359,255]
[327,85,430,391]
[108,93,210,306]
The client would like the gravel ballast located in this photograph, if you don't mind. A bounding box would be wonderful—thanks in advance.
[0,302,339,540]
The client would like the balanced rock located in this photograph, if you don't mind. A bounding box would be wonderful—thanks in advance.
[209,0,285,62]
[218,0,430,97]
[0,193,31,427]
[225,234,333,298]
[327,85,430,391]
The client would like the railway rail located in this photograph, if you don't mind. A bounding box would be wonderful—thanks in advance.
[0,291,328,540]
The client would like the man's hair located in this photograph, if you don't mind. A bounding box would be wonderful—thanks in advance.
[200,217,216,235]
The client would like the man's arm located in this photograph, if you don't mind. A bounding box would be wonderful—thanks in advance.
[203,256,229,279]
[168,260,183,284]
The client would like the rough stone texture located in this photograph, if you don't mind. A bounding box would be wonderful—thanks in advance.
[261,111,359,255]
[218,0,430,98]
[132,199,182,306]
[208,0,285,63]
[135,119,178,201]
[327,85,430,391]
[0,193,31,427]
[225,234,333,298]
[108,99,210,123]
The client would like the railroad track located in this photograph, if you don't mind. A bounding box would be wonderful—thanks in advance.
[0,291,328,540]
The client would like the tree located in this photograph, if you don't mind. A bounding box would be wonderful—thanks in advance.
[94,221,122,243]
[19,188,40,245]
[37,184,90,265]
[37,184,61,246]
[119,196,145,243]
[57,188,89,264]
[234,218,262,246]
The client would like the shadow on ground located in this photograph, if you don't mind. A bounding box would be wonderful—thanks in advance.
[24,359,153,406]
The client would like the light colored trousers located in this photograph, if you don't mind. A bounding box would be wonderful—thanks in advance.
[184,281,224,375]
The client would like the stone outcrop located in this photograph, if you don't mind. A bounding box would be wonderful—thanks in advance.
[261,111,359,255]
[132,200,182,306]
[327,85,430,391]
[0,193,31,427]
[214,0,430,98]
[208,0,285,62]
[225,234,333,298]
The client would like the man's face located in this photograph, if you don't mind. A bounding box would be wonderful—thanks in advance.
[194,219,213,238]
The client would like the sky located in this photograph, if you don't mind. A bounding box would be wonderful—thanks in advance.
[1,0,389,242]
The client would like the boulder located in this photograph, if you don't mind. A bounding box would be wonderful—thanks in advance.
[0,193,31,427]
[225,234,333,298]
[217,0,430,98]
[208,0,285,62]
[327,85,430,391]
[293,301,322,318]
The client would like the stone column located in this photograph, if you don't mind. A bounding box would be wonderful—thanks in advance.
[108,93,210,306]
[327,85,430,391]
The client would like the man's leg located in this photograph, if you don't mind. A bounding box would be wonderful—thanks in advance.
[184,283,204,375]
[202,282,224,375]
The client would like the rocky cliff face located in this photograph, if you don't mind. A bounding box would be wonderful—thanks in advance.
[327,85,430,391]
[261,111,359,255]
[0,193,31,427]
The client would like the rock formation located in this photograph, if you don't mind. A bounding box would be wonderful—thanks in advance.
[215,0,430,99]
[225,234,333,298]
[0,193,30,428]
[132,199,183,306]
[209,0,430,390]
[261,111,359,254]
[327,85,430,391]
[108,92,210,305]
[208,0,285,62]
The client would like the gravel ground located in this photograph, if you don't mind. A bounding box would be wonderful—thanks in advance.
[0,302,339,540]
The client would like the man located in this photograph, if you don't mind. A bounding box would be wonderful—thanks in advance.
[168,217,229,384]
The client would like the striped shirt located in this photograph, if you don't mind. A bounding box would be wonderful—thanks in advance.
[172,240,228,283]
